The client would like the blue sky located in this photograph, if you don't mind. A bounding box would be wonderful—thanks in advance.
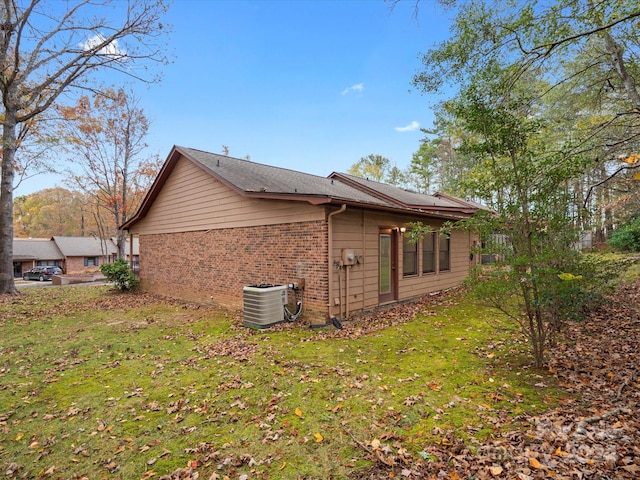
[16,0,455,195]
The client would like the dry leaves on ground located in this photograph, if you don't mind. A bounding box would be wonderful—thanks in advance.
[356,280,640,479]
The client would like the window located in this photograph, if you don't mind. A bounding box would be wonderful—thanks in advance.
[84,256,99,266]
[403,236,417,276]
[439,234,450,272]
[422,232,436,273]
[37,260,60,267]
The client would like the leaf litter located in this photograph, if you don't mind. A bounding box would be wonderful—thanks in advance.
[2,281,639,479]
[155,280,639,479]
[354,279,640,479]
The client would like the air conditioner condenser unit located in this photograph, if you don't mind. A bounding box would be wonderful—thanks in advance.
[242,284,288,329]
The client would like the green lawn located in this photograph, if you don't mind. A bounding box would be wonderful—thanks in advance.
[0,286,558,479]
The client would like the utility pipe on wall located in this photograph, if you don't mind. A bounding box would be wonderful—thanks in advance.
[327,204,347,319]
[337,266,343,318]
[346,264,351,318]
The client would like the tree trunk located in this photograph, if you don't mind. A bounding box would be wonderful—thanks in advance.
[603,32,640,111]
[1,108,18,294]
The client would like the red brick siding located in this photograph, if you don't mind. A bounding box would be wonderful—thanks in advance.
[64,256,106,274]
[138,221,329,321]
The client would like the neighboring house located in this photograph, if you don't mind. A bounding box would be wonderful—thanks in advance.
[52,236,116,273]
[12,236,140,277]
[12,238,64,277]
[122,146,482,325]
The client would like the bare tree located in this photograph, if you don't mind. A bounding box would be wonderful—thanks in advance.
[58,88,159,258]
[0,0,170,294]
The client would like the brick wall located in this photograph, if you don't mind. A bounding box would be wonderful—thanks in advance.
[138,220,329,322]
[64,256,106,274]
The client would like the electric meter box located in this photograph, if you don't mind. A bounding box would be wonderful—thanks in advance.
[342,249,357,266]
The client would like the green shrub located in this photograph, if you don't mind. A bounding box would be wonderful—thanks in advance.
[466,252,629,365]
[100,258,139,291]
[539,253,630,330]
[608,218,640,252]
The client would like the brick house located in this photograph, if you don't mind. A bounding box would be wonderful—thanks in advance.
[12,238,64,277]
[122,146,481,324]
[13,236,139,276]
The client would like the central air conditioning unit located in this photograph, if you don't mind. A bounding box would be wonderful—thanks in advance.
[242,284,288,329]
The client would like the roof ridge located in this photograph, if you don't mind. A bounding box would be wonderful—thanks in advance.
[178,146,330,181]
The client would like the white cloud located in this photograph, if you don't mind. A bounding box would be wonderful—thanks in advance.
[81,33,126,60]
[341,83,364,95]
[395,121,420,132]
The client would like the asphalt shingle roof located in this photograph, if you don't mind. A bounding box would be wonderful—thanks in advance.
[179,147,397,208]
[13,238,63,261]
[330,173,468,209]
[52,236,117,257]
[123,146,482,230]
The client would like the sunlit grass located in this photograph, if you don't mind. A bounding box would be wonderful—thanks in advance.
[0,285,560,479]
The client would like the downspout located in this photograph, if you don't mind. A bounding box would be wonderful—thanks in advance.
[338,267,343,318]
[361,210,366,315]
[346,264,351,318]
[327,204,347,319]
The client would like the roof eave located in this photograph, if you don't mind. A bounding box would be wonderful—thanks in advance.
[122,148,480,231]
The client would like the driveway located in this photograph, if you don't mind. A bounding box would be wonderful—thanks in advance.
[15,279,53,288]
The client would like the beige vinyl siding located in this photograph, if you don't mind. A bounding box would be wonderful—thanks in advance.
[398,228,471,298]
[130,156,324,235]
[330,210,367,317]
[330,208,473,318]
[362,223,382,308]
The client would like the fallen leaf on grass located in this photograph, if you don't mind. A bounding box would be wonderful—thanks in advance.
[314,433,323,443]
[529,457,542,469]
[43,466,56,476]
[294,408,303,418]
[553,446,569,457]
[428,380,441,391]
[489,466,503,476]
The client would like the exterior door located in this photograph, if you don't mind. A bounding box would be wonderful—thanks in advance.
[379,229,397,303]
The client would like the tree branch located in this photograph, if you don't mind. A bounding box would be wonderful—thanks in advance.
[584,163,640,208]
[532,10,640,59]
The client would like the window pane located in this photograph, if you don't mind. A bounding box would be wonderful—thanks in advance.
[422,232,435,273]
[379,234,391,294]
[403,237,417,276]
[439,235,450,271]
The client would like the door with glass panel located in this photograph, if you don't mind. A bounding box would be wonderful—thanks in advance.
[379,229,397,303]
